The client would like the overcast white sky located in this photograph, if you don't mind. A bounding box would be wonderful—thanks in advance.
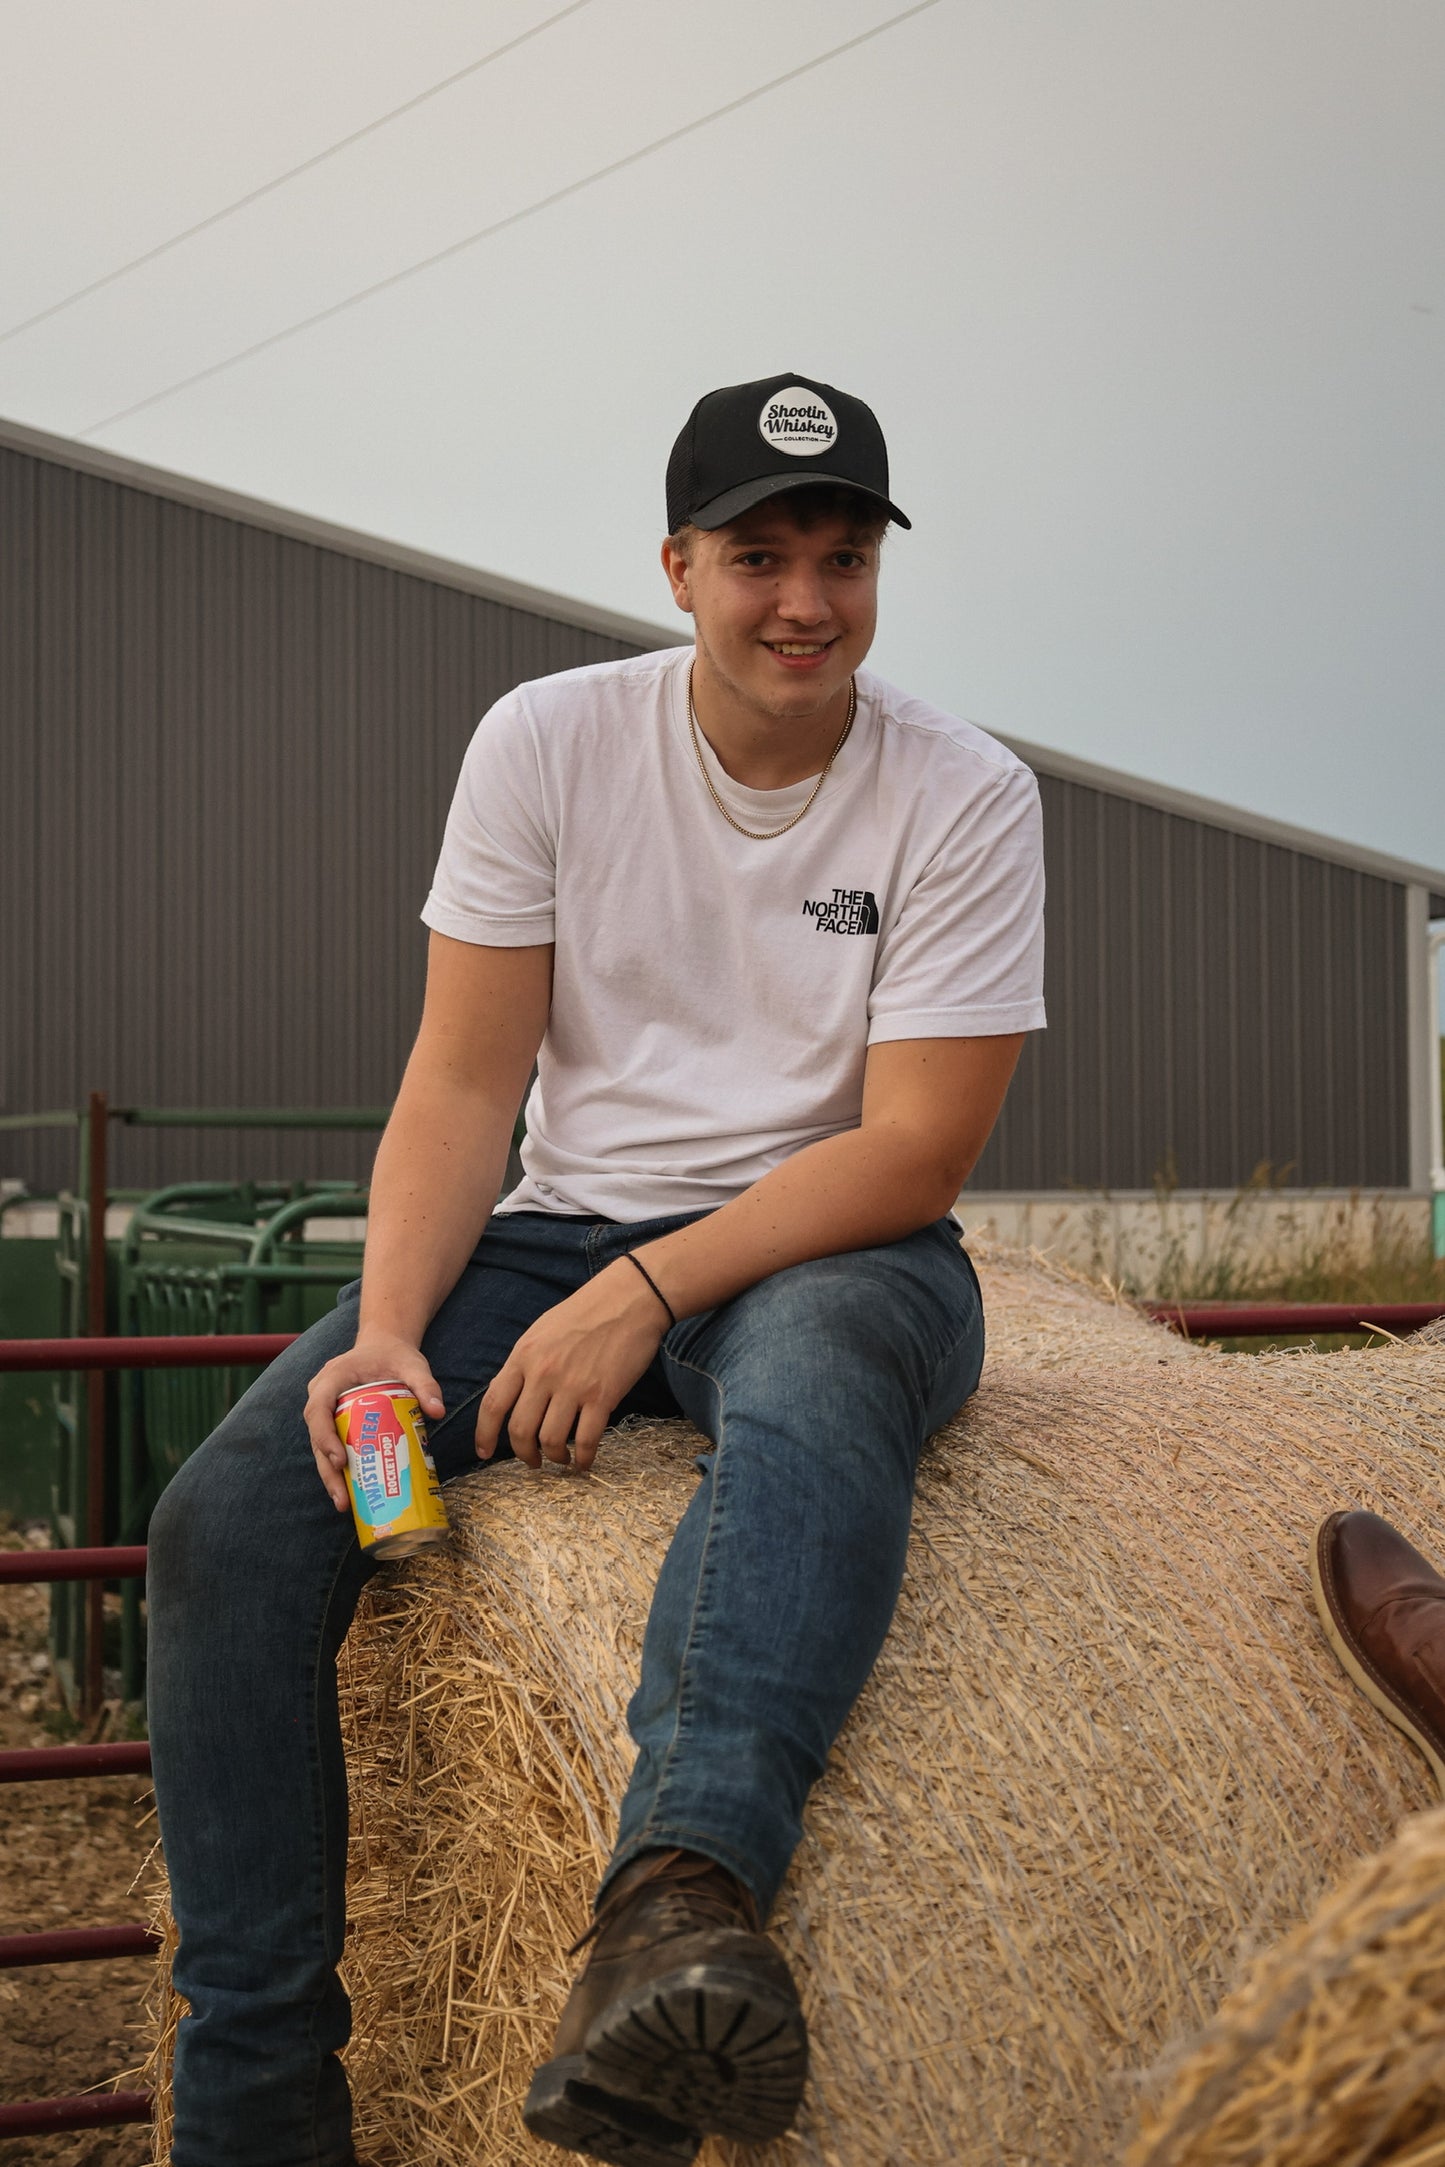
[2,0,1441,872]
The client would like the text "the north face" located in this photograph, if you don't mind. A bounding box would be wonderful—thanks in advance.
[802,889,879,935]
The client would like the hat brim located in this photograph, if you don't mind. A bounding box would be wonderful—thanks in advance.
[688,470,911,533]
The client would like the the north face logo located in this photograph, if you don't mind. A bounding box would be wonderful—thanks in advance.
[802,888,879,935]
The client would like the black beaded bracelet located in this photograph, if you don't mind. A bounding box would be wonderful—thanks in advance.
[623,1250,677,1329]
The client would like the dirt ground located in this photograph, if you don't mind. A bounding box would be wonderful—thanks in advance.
[1,1521,156,2166]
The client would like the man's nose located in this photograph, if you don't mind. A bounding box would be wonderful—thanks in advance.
[774,571,830,625]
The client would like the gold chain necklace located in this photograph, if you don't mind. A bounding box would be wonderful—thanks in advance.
[686,670,857,842]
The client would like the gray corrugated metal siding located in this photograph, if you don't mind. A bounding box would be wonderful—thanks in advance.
[2,441,641,1193]
[969,774,1409,1190]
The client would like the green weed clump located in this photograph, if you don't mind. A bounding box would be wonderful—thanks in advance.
[1117,1166,1445,1308]
[1101,1166,1445,1351]
[1240,1239,1445,1307]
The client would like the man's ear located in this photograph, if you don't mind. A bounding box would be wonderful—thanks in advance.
[659,537,695,615]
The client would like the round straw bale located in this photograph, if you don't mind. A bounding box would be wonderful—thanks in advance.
[142,1246,1445,2166]
[1123,1804,1445,2167]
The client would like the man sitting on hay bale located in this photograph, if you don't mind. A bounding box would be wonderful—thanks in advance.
[146,373,1046,2167]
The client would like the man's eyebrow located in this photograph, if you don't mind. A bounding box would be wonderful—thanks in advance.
[726,527,876,548]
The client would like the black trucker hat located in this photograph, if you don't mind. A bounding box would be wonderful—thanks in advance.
[666,371,911,533]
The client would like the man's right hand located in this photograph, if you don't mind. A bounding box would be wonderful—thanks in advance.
[303,1336,447,1512]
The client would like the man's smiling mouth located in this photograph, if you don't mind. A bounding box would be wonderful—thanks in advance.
[765,641,834,656]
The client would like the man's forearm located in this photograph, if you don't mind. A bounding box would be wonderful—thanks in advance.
[469,1036,1021,1467]
[630,1125,957,1325]
[358,1071,517,1345]
[627,1034,1023,1327]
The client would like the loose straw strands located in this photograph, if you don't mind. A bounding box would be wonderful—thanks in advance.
[1125,1805,1445,2167]
[140,1903,179,2165]
[141,1245,1445,2164]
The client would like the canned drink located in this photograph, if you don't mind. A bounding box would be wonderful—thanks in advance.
[334,1380,450,1560]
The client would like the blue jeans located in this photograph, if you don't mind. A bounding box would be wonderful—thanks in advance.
[146,1210,983,2167]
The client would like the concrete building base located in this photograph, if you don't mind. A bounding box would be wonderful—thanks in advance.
[954,1188,1433,1295]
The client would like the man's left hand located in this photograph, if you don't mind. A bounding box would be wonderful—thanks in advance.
[475,1259,672,1469]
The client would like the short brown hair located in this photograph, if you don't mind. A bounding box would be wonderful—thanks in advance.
[669,483,891,562]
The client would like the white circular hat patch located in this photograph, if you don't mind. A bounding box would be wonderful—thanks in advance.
[758,386,838,458]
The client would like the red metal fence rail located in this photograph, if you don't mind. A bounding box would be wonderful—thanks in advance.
[6,1305,1445,1379]
[0,1739,153,1784]
[1146,1300,1445,1338]
[0,1545,148,1583]
[0,2093,154,2134]
[0,1542,157,2136]
[0,1333,296,1372]
[0,1924,160,1967]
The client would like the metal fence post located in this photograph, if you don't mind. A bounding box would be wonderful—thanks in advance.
[1429,924,1444,1261]
[84,1089,109,1717]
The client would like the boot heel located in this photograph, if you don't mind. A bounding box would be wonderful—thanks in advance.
[581,1962,809,2142]
[523,2052,701,2166]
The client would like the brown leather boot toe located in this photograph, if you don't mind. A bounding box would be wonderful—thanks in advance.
[1311,1509,1445,1796]
[523,1848,807,2160]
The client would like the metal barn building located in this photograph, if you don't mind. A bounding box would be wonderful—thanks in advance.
[4,415,1443,1212]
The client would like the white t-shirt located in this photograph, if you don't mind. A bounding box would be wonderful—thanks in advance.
[422,646,1045,1221]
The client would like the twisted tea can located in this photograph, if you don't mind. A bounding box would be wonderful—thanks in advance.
[334,1379,450,1560]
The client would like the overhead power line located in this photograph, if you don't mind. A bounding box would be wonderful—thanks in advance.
[0,0,597,347]
[78,0,943,440]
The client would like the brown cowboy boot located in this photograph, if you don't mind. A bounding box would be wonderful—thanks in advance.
[522,1848,808,2164]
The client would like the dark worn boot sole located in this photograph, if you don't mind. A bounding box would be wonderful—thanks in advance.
[579,1958,808,2142]
[522,2053,700,2166]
